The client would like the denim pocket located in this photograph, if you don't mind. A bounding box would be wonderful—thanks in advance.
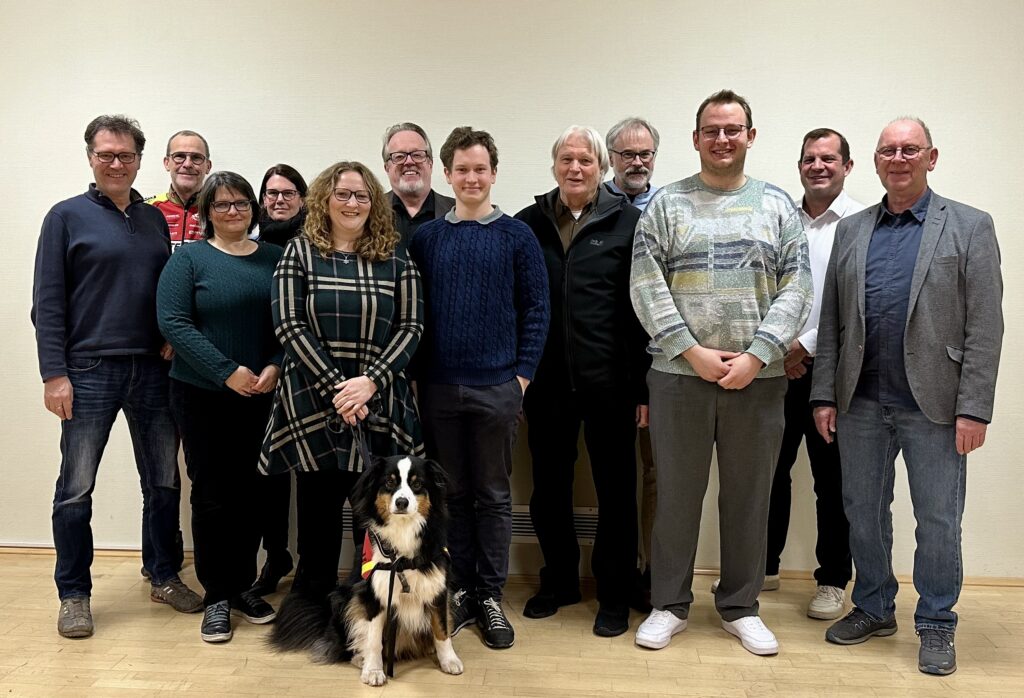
[66,357,102,372]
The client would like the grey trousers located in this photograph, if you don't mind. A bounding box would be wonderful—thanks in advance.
[648,371,787,621]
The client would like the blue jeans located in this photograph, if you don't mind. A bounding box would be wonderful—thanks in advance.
[52,355,181,599]
[837,395,966,631]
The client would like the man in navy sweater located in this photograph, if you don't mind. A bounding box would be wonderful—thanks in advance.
[410,126,549,650]
[32,115,203,639]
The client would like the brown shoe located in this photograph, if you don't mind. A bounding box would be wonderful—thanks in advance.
[57,596,94,638]
[150,577,203,613]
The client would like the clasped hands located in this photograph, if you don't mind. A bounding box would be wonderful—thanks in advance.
[225,364,280,397]
[683,345,763,390]
[333,375,376,425]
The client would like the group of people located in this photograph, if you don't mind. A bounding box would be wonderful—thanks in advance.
[32,88,1002,678]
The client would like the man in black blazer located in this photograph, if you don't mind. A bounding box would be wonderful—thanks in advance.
[810,118,1003,676]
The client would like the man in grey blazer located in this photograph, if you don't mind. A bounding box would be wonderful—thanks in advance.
[810,117,1003,676]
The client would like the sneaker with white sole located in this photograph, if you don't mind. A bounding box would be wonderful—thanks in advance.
[722,616,779,655]
[710,574,780,594]
[635,609,687,649]
[807,585,845,620]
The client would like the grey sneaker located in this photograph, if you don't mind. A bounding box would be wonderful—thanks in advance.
[57,596,93,638]
[151,577,203,613]
[825,607,897,645]
[918,628,956,675]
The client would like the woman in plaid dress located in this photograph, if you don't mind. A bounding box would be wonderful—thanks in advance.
[259,161,424,598]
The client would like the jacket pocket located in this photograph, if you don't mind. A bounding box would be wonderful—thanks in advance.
[946,346,964,364]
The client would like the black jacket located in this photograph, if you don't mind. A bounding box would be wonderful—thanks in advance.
[515,187,650,402]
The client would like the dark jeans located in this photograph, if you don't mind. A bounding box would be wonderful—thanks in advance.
[419,380,522,600]
[837,395,966,631]
[53,355,180,599]
[256,471,292,567]
[765,365,851,587]
[170,380,270,605]
[524,381,637,605]
[292,468,362,598]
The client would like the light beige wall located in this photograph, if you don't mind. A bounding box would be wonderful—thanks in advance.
[3,0,1021,578]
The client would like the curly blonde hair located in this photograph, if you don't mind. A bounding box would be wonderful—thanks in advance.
[302,161,399,262]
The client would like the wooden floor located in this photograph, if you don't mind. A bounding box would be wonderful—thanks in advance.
[1,551,1022,697]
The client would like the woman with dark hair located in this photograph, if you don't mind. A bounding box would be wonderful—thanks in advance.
[157,171,284,643]
[256,164,308,247]
[249,163,308,595]
[260,161,424,601]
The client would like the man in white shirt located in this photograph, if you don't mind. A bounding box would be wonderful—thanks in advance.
[765,128,865,619]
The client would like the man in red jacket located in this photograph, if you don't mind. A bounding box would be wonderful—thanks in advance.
[146,130,212,252]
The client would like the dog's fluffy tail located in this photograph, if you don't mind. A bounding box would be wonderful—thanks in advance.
[268,590,332,652]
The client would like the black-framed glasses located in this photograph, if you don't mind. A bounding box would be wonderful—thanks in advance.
[169,152,208,165]
[210,200,252,213]
[610,149,656,163]
[876,145,931,161]
[698,125,747,140]
[265,189,299,201]
[333,189,371,204]
[386,150,429,165]
[91,151,137,164]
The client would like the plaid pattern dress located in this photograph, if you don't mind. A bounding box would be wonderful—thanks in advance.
[259,237,424,474]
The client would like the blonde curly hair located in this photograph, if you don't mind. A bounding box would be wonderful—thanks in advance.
[302,161,399,262]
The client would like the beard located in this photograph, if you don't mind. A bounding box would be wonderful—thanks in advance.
[619,167,651,194]
[395,176,426,196]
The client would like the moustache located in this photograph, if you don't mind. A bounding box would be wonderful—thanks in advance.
[626,167,650,177]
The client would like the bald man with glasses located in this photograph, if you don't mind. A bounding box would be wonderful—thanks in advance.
[146,129,212,252]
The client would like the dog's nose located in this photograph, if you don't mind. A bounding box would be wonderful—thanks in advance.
[394,497,409,511]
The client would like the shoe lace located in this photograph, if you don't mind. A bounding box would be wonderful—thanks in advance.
[63,598,88,617]
[816,586,844,604]
[645,609,677,629]
[481,598,509,630]
[736,615,767,632]
[919,629,954,653]
[452,588,469,607]
[205,602,230,624]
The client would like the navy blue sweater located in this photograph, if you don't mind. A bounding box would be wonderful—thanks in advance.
[32,186,172,381]
[409,208,549,385]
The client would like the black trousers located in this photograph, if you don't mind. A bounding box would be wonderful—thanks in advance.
[255,471,292,566]
[524,381,638,605]
[292,468,362,598]
[170,380,270,606]
[765,364,852,587]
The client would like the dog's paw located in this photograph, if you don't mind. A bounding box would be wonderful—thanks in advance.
[439,655,464,675]
[361,668,388,686]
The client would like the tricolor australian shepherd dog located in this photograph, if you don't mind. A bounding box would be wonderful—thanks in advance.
[270,455,462,686]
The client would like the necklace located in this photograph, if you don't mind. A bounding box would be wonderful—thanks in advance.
[335,250,357,264]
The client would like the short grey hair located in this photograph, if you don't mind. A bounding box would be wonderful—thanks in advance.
[889,116,933,146]
[550,125,609,176]
[381,122,434,161]
[606,117,660,152]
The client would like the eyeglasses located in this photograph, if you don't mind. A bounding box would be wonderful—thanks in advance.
[333,189,371,204]
[610,149,656,163]
[210,200,252,213]
[91,151,138,164]
[875,145,931,161]
[265,189,299,201]
[169,152,208,165]
[698,125,748,140]
[386,150,429,165]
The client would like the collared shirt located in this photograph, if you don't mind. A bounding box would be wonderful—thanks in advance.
[391,190,438,251]
[554,194,595,252]
[855,189,932,408]
[605,179,660,212]
[796,190,866,355]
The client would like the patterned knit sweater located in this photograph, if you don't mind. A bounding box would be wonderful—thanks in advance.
[629,174,812,378]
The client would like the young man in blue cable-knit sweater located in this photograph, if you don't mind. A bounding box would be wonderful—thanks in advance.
[409,126,549,650]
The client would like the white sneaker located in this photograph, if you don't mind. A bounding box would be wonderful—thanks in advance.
[635,609,687,649]
[807,585,845,620]
[722,616,779,655]
[710,574,780,594]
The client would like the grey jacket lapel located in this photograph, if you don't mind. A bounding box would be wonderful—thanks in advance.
[855,205,880,316]
[907,196,947,319]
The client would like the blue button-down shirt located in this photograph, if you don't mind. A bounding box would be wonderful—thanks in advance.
[855,189,932,408]
[604,180,660,211]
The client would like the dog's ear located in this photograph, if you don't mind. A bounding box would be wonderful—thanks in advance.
[424,459,448,491]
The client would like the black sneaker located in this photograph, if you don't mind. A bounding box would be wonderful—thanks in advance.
[450,588,478,635]
[249,554,294,596]
[593,603,629,637]
[201,600,232,643]
[230,590,277,624]
[825,607,898,645]
[523,588,581,619]
[477,596,514,649]
[918,628,956,675]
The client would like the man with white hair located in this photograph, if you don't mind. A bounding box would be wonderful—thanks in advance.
[381,122,454,252]
[515,125,649,637]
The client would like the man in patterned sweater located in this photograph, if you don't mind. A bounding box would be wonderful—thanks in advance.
[629,90,811,656]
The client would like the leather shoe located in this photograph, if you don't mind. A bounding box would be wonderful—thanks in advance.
[522,588,582,619]
[593,604,629,637]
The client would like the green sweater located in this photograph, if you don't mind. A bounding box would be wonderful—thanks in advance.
[629,174,812,378]
[157,240,284,391]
